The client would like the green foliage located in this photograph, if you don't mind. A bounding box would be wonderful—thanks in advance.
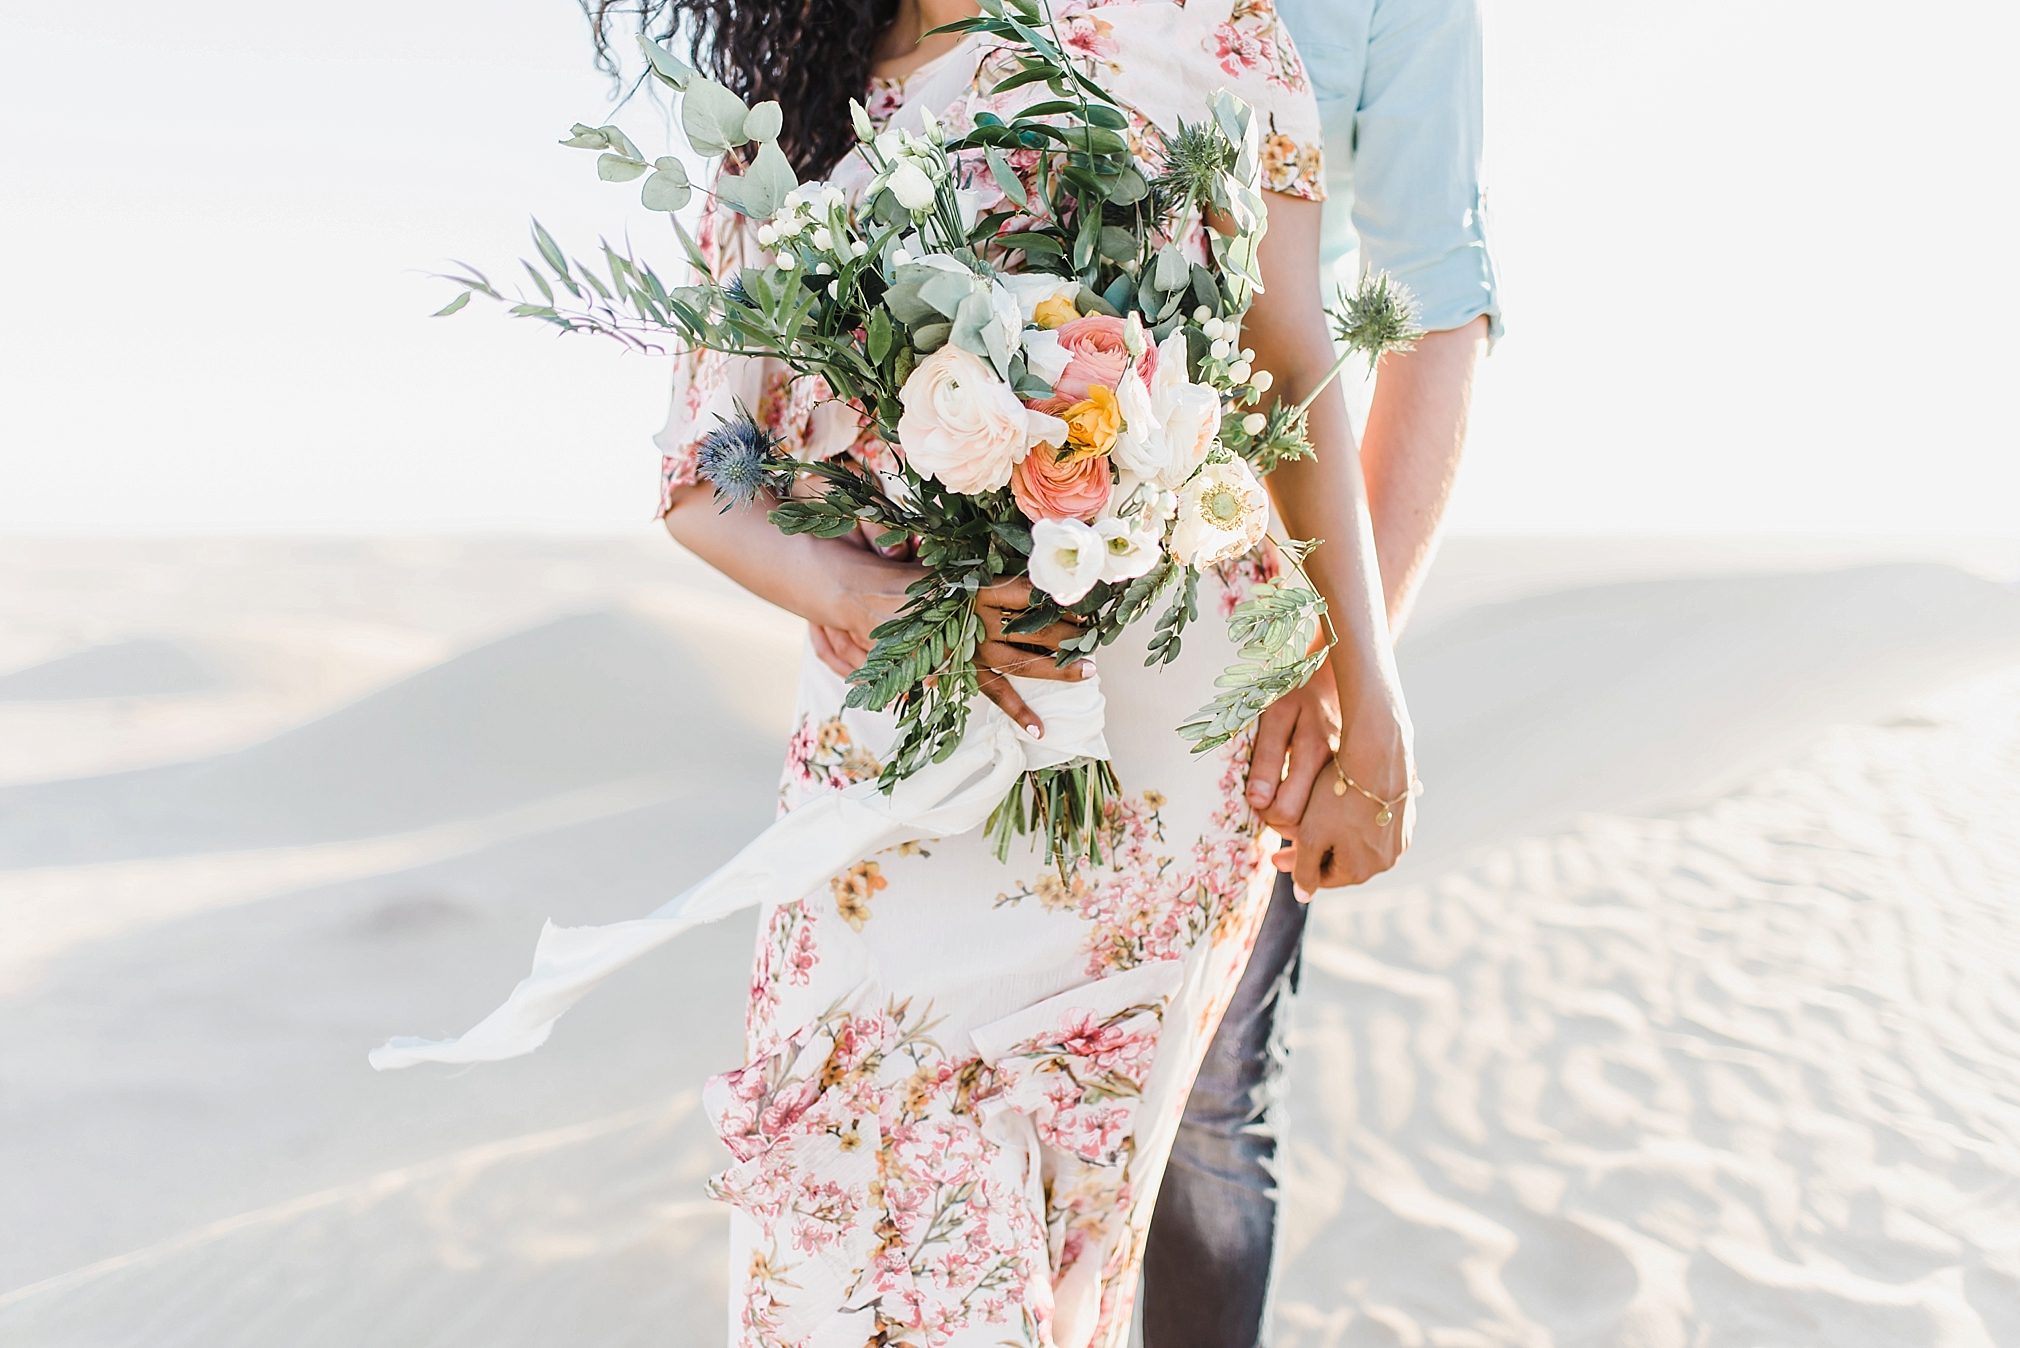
[1177,576,1330,753]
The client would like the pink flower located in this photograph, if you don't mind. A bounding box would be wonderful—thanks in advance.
[1050,314,1156,401]
[1011,443,1113,522]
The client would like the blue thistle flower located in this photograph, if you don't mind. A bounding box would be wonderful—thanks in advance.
[723,275,755,308]
[696,405,786,511]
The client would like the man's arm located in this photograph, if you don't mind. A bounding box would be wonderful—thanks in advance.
[1362,313,1489,636]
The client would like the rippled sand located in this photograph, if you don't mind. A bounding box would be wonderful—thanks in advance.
[1,533,2016,1346]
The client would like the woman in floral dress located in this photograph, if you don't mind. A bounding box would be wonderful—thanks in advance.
[601,0,1418,1341]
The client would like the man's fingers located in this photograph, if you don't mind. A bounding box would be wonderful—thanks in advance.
[1246,700,1297,810]
[978,577,1036,609]
[978,641,1093,683]
[979,670,1043,738]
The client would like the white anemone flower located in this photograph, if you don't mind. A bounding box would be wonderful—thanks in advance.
[1000,274,1080,325]
[1094,515,1163,583]
[1028,517,1107,605]
[1170,457,1270,568]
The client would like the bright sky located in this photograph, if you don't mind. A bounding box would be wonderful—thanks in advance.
[2,0,2015,535]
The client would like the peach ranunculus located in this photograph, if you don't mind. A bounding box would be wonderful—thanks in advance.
[1050,314,1157,401]
[897,344,1068,494]
[1012,441,1114,522]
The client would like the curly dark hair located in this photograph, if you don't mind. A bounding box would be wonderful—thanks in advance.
[580,0,903,180]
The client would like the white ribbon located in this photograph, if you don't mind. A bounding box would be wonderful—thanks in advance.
[370,674,1109,1071]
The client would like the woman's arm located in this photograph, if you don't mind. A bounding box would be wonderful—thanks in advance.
[662,482,1090,736]
[1238,194,1417,894]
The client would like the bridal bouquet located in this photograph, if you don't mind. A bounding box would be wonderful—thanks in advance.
[437,0,1418,869]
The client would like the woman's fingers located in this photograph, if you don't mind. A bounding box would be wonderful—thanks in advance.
[809,624,859,679]
[978,669,1044,738]
[977,578,1082,650]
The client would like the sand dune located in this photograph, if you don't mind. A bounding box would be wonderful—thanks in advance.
[0,604,799,867]
[2,535,2016,1346]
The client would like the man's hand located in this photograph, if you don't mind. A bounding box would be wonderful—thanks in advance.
[1246,664,1340,834]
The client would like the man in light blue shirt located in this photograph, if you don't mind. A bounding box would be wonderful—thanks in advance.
[1142,2,1501,1342]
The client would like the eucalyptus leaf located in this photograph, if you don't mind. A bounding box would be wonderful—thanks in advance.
[1153,243,1189,292]
[641,170,692,212]
[559,123,614,151]
[1097,225,1135,263]
[639,36,694,89]
[652,156,689,184]
[597,153,650,182]
[739,137,797,218]
[916,269,978,318]
[682,77,750,156]
[912,319,952,352]
[743,100,784,143]
[714,172,748,215]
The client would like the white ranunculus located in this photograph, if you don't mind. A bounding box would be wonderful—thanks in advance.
[1151,331,1223,489]
[1094,515,1163,583]
[887,159,938,211]
[1021,329,1072,386]
[1170,457,1270,567]
[1110,366,1169,479]
[1028,517,1107,604]
[898,345,1058,494]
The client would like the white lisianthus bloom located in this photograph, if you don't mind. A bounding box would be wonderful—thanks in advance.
[1021,329,1072,386]
[1110,366,1168,479]
[1000,274,1080,325]
[1028,517,1107,604]
[1170,457,1270,567]
[1094,515,1163,583]
[897,345,1063,494]
[1150,332,1225,490]
[887,159,938,211]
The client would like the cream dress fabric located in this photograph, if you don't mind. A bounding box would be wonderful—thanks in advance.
[653,3,1326,1344]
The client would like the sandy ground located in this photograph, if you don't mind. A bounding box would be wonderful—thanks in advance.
[1,531,2017,1346]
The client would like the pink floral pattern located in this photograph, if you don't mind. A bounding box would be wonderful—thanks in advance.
[674,5,1315,1340]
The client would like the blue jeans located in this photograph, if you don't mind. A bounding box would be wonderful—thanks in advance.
[1142,870,1308,1347]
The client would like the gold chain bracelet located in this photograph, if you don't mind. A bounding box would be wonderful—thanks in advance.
[1331,759,1421,826]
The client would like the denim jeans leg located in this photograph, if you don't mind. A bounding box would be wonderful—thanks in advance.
[1142,870,1309,1348]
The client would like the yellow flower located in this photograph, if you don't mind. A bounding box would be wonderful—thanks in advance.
[1033,294,1079,329]
[1058,384,1121,463]
[1142,789,1167,811]
[815,719,851,754]
[831,860,888,930]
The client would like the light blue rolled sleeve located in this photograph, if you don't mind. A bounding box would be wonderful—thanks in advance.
[1274,0,1503,340]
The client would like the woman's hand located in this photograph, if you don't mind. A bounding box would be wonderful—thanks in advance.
[810,568,1091,739]
[1246,666,1415,898]
[1269,692,1414,899]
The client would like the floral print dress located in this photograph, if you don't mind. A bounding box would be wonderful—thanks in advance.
[653,4,1324,1345]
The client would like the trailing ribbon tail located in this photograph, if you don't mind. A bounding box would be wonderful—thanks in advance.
[369,674,1108,1071]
